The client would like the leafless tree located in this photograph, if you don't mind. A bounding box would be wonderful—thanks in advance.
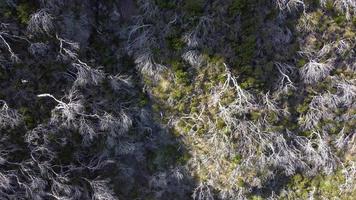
[299,92,339,130]
[37,92,85,127]
[56,34,79,60]
[27,10,54,36]
[78,116,97,145]
[182,50,204,68]
[100,112,132,137]
[183,16,214,48]
[275,62,297,94]
[134,51,166,78]
[193,183,214,200]
[275,0,306,12]
[334,78,356,106]
[87,179,118,200]
[265,132,307,176]
[73,60,105,86]
[0,29,20,63]
[336,39,352,55]
[109,74,134,93]
[341,161,356,192]
[300,60,333,84]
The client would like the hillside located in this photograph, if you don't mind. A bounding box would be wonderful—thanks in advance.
[0,0,355,199]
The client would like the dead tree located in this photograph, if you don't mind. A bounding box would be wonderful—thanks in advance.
[27,10,54,36]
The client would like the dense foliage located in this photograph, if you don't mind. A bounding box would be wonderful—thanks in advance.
[0,0,355,199]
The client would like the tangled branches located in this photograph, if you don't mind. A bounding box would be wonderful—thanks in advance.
[37,92,85,127]
[275,62,297,93]
[300,61,333,84]
[134,51,166,78]
[183,16,214,48]
[0,24,20,63]
[275,0,306,12]
[56,34,79,60]
[27,9,54,36]
[0,100,22,129]
[182,50,204,68]
[320,0,356,19]
[73,60,105,86]
[193,183,214,200]
[28,42,50,57]
[88,179,117,200]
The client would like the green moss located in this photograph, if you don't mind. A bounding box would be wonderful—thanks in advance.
[172,62,189,85]
[16,2,34,24]
[229,0,251,15]
[152,104,160,113]
[250,196,263,200]
[147,144,185,171]
[0,2,12,18]
[240,77,257,89]
[184,0,205,15]
[236,35,257,66]
[232,154,242,165]
[170,60,191,87]
[177,151,191,165]
[172,89,183,100]
[297,58,307,68]
[296,103,309,114]
[249,110,261,121]
[155,0,176,9]
[266,112,278,124]
[138,95,148,107]
[217,73,226,83]
[208,55,225,65]
[334,15,347,26]
[175,103,184,112]
[170,59,183,71]
[286,172,352,199]
[216,118,226,130]
[19,107,35,129]
[167,36,185,51]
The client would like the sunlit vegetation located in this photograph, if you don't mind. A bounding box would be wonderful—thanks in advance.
[0,0,355,199]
